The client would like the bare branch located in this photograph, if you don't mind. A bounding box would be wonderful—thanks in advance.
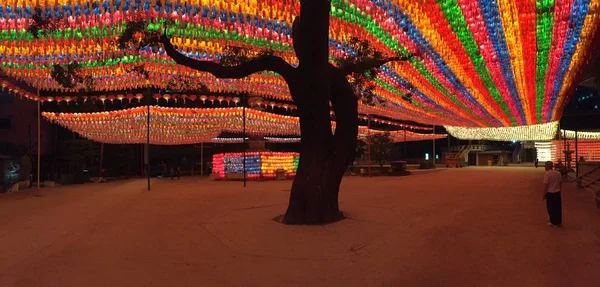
[27,7,62,39]
[159,34,295,83]
[339,54,415,76]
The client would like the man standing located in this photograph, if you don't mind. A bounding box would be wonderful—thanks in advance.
[543,161,562,227]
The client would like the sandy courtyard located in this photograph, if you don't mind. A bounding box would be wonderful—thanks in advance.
[1,167,599,286]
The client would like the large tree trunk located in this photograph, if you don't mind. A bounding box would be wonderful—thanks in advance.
[280,0,359,224]
[283,66,358,224]
[159,0,360,224]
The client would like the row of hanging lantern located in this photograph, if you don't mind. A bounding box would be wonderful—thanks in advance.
[1,0,599,128]
[4,74,433,129]
[0,79,37,100]
[42,105,447,144]
[0,0,477,127]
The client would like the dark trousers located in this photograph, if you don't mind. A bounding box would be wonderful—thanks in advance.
[546,192,562,225]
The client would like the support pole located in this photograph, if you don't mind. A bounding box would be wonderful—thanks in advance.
[447,133,451,165]
[367,115,371,176]
[243,100,247,187]
[200,142,204,176]
[561,127,566,163]
[99,104,106,180]
[575,127,579,178]
[37,89,41,190]
[404,128,407,160]
[146,91,151,191]
[432,125,436,167]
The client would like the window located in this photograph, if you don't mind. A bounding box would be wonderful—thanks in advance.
[0,93,14,104]
[0,116,12,129]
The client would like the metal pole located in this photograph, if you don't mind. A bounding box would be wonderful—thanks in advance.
[367,115,371,176]
[404,128,407,160]
[99,104,105,179]
[200,142,204,176]
[243,101,247,187]
[141,144,144,177]
[563,129,567,163]
[146,91,151,191]
[575,127,579,178]
[37,89,41,190]
[432,125,436,167]
[447,133,451,165]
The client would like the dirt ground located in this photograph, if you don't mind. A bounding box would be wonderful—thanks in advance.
[1,167,599,287]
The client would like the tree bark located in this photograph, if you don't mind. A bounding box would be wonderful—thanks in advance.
[159,0,361,224]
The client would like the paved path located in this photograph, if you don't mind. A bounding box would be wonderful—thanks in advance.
[0,167,598,286]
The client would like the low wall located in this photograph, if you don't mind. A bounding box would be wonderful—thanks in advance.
[577,162,600,177]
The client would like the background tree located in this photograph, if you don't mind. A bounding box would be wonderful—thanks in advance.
[57,139,97,183]
[117,0,416,224]
[18,153,32,182]
[354,139,367,161]
[370,132,396,167]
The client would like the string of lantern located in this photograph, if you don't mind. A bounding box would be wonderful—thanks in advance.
[1,78,442,127]
[445,121,560,141]
[2,77,434,130]
[560,130,600,140]
[0,0,597,128]
[42,106,445,145]
[212,137,301,143]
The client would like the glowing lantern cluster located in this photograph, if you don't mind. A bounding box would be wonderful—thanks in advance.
[551,140,600,162]
[42,106,445,144]
[534,142,553,162]
[445,121,559,141]
[212,152,299,180]
[561,130,600,140]
[1,0,598,129]
[42,106,300,145]
[357,127,447,142]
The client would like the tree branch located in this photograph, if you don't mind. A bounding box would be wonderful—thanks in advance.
[160,35,295,83]
[339,55,414,76]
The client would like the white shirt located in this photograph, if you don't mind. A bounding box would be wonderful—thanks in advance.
[543,170,562,193]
